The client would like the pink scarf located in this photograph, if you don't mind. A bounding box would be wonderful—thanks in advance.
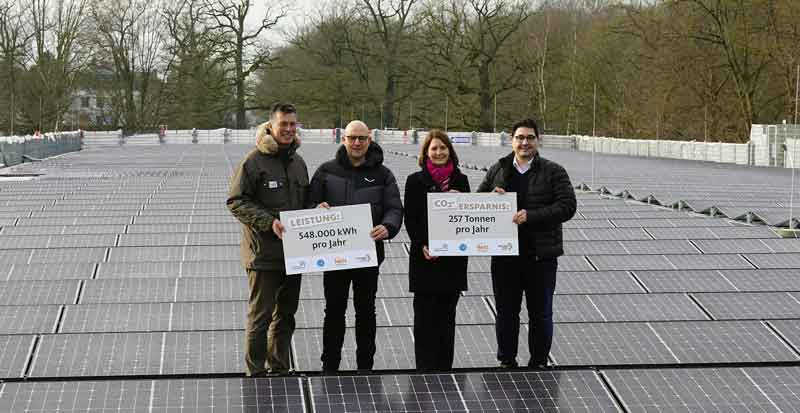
[426,158,454,191]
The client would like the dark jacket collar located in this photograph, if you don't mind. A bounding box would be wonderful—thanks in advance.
[335,142,384,169]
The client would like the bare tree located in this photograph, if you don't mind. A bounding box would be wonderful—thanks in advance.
[91,0,165,132]
[29,0,88,131]
[203,0,286,128]
[355,0,420,128]
[0,0,31,134]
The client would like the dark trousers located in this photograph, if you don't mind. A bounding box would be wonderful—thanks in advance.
[413,292,460,372]
[244,269,302,375]
[491,255,557,366]
[321,266,379,371]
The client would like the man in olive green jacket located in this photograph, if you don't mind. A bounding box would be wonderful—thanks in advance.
[227,103,309,376]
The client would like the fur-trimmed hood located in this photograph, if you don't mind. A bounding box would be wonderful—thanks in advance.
[255,121,301,155]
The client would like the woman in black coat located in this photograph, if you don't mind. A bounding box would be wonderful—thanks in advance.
[403,129,470,372]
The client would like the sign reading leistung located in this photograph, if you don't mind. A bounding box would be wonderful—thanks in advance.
[427,193,518,256]
[280,204,377,274]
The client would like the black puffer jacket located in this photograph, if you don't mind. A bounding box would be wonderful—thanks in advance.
[227,125,309,270]
[477,152,576,258]
[309,143,403,264]
[404,166,470,293]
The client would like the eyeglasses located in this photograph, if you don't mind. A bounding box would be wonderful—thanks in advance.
[345,135,369,142]
[513,134,537,142]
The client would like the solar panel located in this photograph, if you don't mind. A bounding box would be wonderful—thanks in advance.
[691,292,800,320]
[0,305,60,334]
[709,226,780,239]
[664,254,755,270]
[162,330,243,374]
[0,280,79,305]
[0,380,154,412]
[107,246,184,262]
[721,269,800,291]
[580,228,653,241]
[692,239,774,254]
[59,303,172,333]
[183,245,239,261]
[564,241,627,255]
[378,258,410,274]
[170,301,245,331]
[633,269,738,293]
[6,262,96,281]
[175,277,248,302]
[587,255,674,271]
[48,234,118,248]
[457,371,621,412]
[589,293,709,321]
[745,253,800,269]
[740,367,800,412]
[29,332,164,377]
[376,274,412,298]
[556,271,644,294]
[644,227,718,240]
[649,321,799,363]
[80,279,176,304]
[292,327,415,371]
[450,324,529,368]
[180,260,243,277]
[150,377,306,412]
[464,274,494,296]
[767,319,800,353]
[308,374,465,412]
[0,235,50,249]
[603,368,780,412]
[60,224,128,235]
[621,240,700,255]
[557,256,596,272]
[382,296,494,326]
[96,261,182,278]
[32,247,108,263]
[117,233,187,247]
[550,322,679,366]
[185,232,240,246]
[296,299,363,329]
[0,335,35,378]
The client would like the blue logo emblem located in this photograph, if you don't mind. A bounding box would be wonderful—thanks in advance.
[459,243,468,252]
[316,259,326,268]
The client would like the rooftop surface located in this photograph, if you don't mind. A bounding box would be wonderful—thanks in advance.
[1,142,799,411]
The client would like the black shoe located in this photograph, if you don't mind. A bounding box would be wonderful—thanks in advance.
[267,369,290,377]
[356,368,372,374]
[247,371,269,378]
[499,360,518,369]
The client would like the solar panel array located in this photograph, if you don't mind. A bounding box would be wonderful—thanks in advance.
[1,142,799,411]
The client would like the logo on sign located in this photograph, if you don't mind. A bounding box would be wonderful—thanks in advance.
[355,254,371,263]
[433,244,449,253]
[316,259,326,268]
[291,261,307,271]
[476,243,489,253]
[497,242,513,251]
[334,256,348,265]
[458,243,468,252]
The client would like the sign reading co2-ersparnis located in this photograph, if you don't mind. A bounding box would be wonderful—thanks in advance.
[280,204,377,274]
[427,193,518,256]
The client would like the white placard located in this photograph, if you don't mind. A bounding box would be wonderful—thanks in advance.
[280,204,377,274]
[427,193,518,256]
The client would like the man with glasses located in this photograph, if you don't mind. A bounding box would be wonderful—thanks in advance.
[227,103,309,376]
[309,120,403,373]
[477,118,576,369]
